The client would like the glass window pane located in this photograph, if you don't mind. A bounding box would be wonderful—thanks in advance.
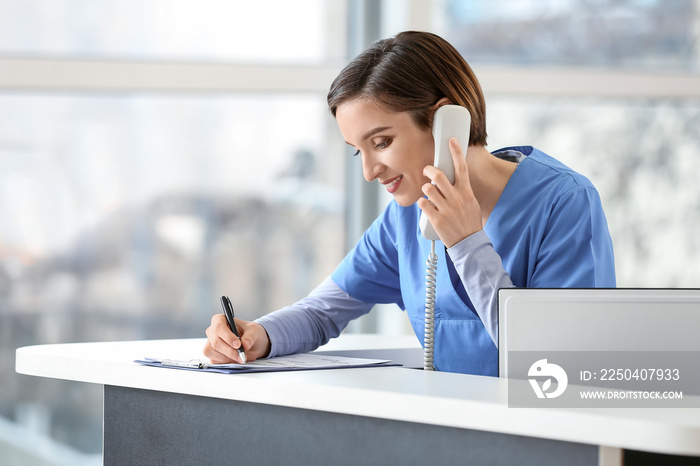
[486,96,700,287]
[442,0,700,72]
[0,0,347,63]
[0,93,345,457]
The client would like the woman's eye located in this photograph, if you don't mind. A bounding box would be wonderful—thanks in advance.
[376,139,391,149]
[353,149,361,157]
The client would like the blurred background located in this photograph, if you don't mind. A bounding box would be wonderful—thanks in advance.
[1,0,699,464]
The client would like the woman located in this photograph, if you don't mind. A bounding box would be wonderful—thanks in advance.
[204,31,616,375]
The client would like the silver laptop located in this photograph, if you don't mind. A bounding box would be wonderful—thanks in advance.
[498,288,700,377]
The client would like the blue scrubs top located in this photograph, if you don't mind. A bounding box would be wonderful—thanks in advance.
[332,147,616,375]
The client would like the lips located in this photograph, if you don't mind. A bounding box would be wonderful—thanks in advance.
[382,175,403,194]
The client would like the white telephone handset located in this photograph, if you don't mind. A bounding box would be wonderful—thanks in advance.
[419,105,471,241]
[418,104,470,371]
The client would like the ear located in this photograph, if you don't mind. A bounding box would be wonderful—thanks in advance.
[431,97,452,110]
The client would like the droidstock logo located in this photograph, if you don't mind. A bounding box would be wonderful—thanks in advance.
[528,359,568,399]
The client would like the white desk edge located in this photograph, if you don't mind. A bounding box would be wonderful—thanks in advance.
[15,334,700,457]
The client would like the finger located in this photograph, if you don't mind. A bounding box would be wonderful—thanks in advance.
[428,139,472,206]
[421,182,445,206]
[204,343,234,365]
[203,339,236,364]
[205,325,243,362]
[238,321,272,361]
[430,138,467,198]
[422,177,454,215]
[422,165,450,188]
[449,138,471,189]
[417,192,437,212]
[237,321,264,360]
[211,313,243,349]
[417,197,438,227]
[212,334,243,363]
[225,319,260,363]
[422,148,463,201]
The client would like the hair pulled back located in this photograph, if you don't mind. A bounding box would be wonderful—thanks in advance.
[327,31,487,146]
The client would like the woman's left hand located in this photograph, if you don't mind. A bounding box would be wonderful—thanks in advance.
[417,138,482,248]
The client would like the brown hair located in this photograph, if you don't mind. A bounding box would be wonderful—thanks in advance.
[327,31,487,146]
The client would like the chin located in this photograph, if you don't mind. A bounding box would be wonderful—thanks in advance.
[393,194,421,208]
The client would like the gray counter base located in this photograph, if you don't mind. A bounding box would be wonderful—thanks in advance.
[104,385,597,466]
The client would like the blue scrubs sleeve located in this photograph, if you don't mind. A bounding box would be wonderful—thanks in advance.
[533,186,616,287]
[332,202,405,307]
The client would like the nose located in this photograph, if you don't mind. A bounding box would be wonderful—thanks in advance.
[361,152,384,182]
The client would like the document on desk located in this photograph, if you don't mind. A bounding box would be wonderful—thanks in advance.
[135,353,400,374]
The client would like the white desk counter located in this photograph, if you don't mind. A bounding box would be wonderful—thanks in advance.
[16,335,700,466]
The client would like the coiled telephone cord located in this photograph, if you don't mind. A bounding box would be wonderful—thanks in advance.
[424,240,438,371]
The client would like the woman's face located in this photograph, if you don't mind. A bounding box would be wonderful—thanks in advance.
[335,98,434,207]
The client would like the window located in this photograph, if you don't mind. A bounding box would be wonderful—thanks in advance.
[486,97,700,286]
[0,0,345,63]
[0,1,347,462]
[444,0,700,72]
[4,1,700,462]
[440,0,700,287]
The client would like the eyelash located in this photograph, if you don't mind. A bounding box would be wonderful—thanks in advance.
[352,140,391,157]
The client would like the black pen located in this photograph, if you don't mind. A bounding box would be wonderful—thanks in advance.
[220,295,247,364]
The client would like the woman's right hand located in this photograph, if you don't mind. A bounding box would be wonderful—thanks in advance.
[203,314,271,364]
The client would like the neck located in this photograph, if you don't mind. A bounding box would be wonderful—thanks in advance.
[465,145,518,225]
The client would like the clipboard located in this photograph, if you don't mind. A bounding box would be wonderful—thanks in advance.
[135,353,401,374]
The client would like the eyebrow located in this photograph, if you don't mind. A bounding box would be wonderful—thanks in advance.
[362,126,391,141]
[345,126,392,147]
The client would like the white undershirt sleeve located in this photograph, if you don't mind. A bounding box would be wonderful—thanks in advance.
[446,230,514,348]
[254,276,374,358]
